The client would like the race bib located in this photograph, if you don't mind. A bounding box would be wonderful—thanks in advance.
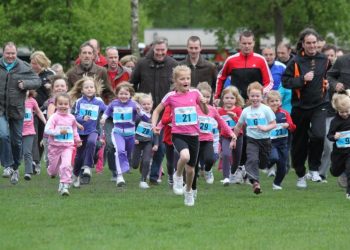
[199,116,213,133]
[113,107,133,123]
[136,121,153,138]
[221,115,236,128]
[246,113,267,128]
[174,106,197,126]
[336,131,350,148]
[79,103,99,120]
[270,124,288,139]
[54,126,74,142]
[24,108,32,122]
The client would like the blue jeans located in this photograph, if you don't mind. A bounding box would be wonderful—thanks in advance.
[0,115,23,170]
[149,130,165,182]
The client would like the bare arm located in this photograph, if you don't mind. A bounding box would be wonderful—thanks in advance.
[151,103,165,134]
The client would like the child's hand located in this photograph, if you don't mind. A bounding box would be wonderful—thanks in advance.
[230,139,236,149]
[40,140,44,147]
[152,145,159,152]
[334,132,341,140]
[153,126,161,135]
[200,96,207,104]
[77,122,84,131]
[135,139,139,145]
[83,115,90,121]
[282,123,289,129]
[226,111,237,118]
[60,128,68,135]
[76,140,82,147]
[100,118,106,126]
[256,125,268,132]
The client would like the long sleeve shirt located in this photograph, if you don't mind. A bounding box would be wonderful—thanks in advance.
[73,95,106,135]
[45,111,80,147]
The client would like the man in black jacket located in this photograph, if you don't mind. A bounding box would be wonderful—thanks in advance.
[0,42,41,184]
[179,36,217,90]
[131,37,178,185]
[282,28,330,188]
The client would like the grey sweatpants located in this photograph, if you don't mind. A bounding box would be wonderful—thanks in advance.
[245,137,271,182]
[22,135,35,174]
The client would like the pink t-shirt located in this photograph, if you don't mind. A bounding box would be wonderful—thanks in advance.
[197,105,233,141]
[162,89,201,135]
[22,97,40,136]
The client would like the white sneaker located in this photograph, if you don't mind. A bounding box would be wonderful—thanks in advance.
[230,171,244,184]
[81,166,91,184]
[116,175,126,187]
[305,172,312,180]
[72,175,80,188]
[222,178,230,186]
[310,171,322,182]
[10,170,19,184]
[272,183,282,190]
[139,181,150,189]
[296,176,307,188]
[3,167,13,178]
[60,184,70,196]
[193,189,198,200]
[346,193,350,200]
[184,190,195,206]
[58,183,64,192]
[204,171,214,184]
[83,167,91,177]
[173,172,184,195]
[267,167,276,177]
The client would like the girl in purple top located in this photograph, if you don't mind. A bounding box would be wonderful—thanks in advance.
[100,82,150,187]
[70,76,106,187]
[152,65,211,207]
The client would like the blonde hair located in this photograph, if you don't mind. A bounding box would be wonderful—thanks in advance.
[197,81,212,93]
[133,92,153,105]
[30,51,51,69]
[247,81,264,95]
[172,65,191,83]
[332,90,350,112]
[120,55,138,66]
[266,90,281,102]
[69,75,102,103]
[115,81,135,97]
[221,86,244,107]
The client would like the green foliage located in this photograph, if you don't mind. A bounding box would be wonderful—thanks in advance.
[0,0,150,67]
[1,166,350,249]
[143,0,350,49]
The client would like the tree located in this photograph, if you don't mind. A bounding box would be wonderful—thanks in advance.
[0,0,150,67]
[131,0,140,58]
[142,0,350,50]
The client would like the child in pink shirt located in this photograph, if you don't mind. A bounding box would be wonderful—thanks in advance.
[193,82,236,192]
[45,93,81,196]
[152,65,227,206]
[22,90,46,181]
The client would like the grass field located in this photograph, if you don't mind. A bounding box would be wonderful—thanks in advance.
[0,165,349,250]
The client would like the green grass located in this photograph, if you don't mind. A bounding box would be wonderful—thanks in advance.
[0,166,349,250]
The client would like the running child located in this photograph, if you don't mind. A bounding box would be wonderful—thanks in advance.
[45,93,81,196]
[21,90,47,182]
[234,82,276,194]
[327,90,350,199]
[131,93,159,189]
[194,82,236,189]
[100,82,151,187]
[70,76,106,187]
[41,75,70,169]
[217,86,244,186]
[266,90,295,190]
[151,65,211,206]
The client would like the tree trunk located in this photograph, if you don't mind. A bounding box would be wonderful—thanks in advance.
[131,0,140,58]
[273,5,284,47]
